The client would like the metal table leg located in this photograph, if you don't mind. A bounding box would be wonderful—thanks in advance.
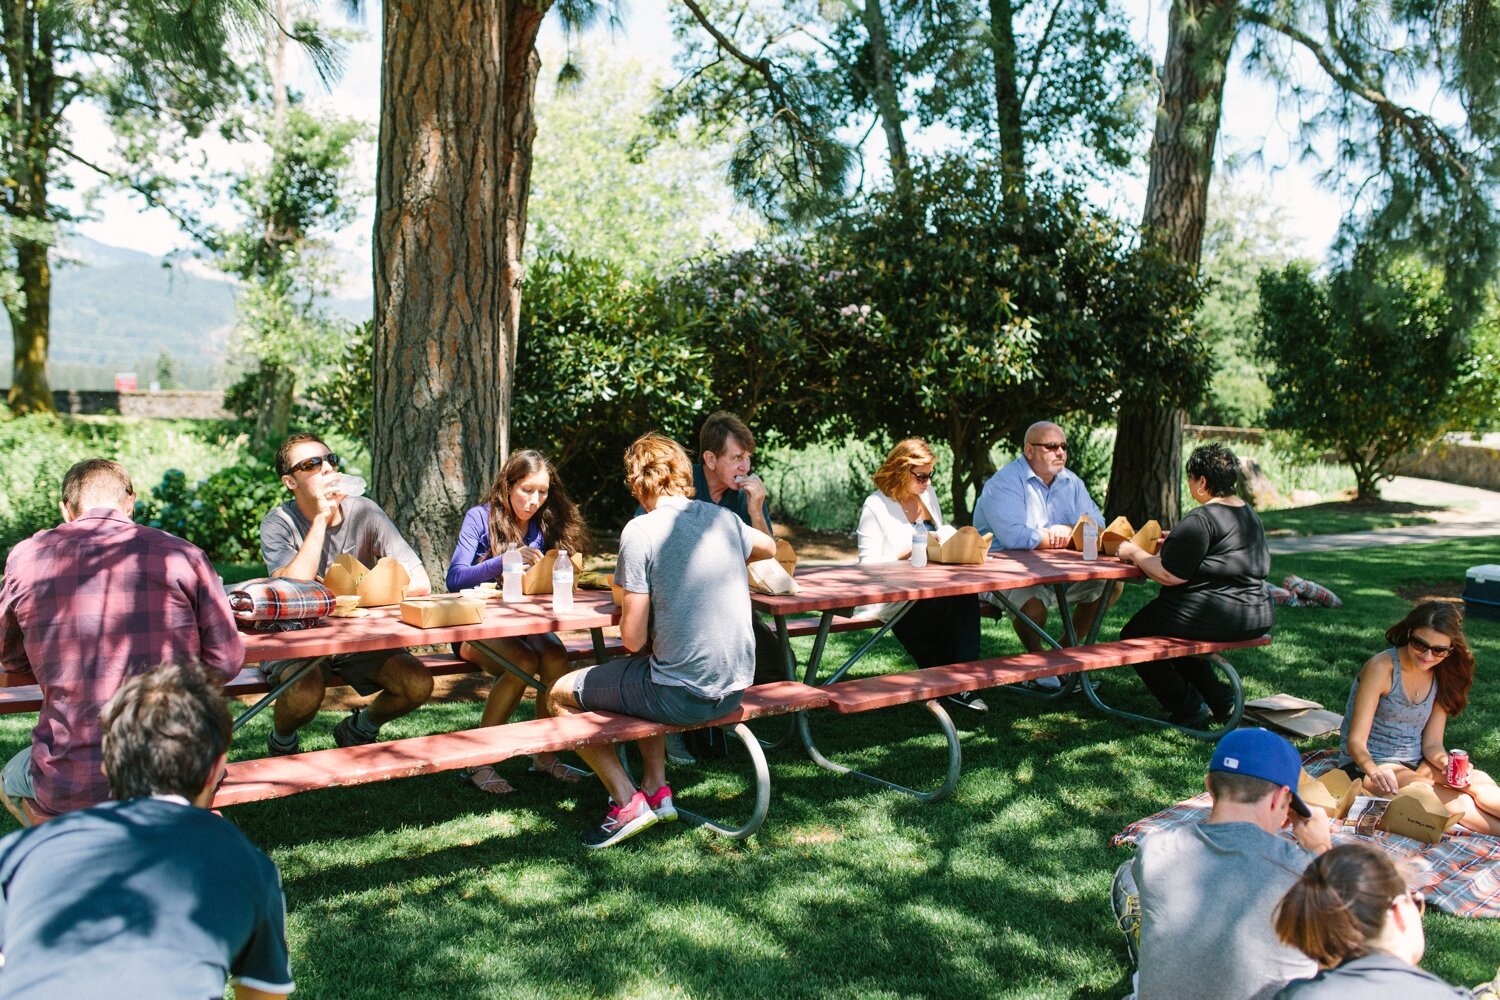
[983,590,1080,700]
[1078,653,1245,742]
[232,657,326,733]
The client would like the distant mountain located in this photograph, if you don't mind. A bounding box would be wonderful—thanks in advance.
[0,234,373,391]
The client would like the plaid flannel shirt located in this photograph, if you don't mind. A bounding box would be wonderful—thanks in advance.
[0,509,244,814]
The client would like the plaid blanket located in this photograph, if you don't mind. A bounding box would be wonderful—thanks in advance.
[1114,748,1500,919]
[227,577,336,623]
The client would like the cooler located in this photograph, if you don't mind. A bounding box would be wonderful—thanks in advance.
[1464,565,1500,622]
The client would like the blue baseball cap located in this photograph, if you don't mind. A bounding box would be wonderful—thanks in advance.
[1208,728,1310,817]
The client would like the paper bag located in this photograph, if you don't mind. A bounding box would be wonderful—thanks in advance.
[1069,515,1101,551]
[774,539,798,577]
[521,549,584,596]
[399,595,484,628]
[926,525,992,564]
[1129,520,1163,556]
[1100,516,1135,556]
[606,574,624,607]
[748,555,799,595]
[323,554,410,608]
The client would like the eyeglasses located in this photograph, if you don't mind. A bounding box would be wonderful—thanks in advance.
[911,472,934,483]
[1028,441,1067,452]
[1409,635,1452,658]
[286,453,341,476]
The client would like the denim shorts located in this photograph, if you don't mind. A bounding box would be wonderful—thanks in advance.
[259,651,389,696]
[573,656,741,727]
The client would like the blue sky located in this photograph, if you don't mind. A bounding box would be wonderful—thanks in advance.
[66,0,1343,264]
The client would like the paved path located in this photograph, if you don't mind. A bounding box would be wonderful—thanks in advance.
[1268,476,1500,554]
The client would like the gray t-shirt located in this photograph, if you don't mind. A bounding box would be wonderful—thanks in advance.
[259,496,423,579]
[616,495,756,700]
[1276,953,1469,1000]
[1132,821,1317,1000]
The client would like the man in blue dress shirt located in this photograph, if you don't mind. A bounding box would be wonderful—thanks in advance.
[974,422,1121,683]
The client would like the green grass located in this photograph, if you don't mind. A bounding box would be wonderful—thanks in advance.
[2,538,1498,997]
[1258,501,1441,536]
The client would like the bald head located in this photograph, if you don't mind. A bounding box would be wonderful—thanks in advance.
[1022,421,1068,484]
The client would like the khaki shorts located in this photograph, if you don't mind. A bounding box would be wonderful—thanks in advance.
[981,578,1110,617]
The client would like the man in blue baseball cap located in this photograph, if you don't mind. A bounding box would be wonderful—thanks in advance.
[1128,728,1332,1000]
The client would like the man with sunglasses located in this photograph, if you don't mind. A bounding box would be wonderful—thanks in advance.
[973,420,1120,689]
[1,459,243,823]
[257,432,433,756]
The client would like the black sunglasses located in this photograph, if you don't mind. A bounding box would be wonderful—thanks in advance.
[1408,634,1452,658]
[286,453,341,476]
[911,471,934,483]
[1028,441,1067,452]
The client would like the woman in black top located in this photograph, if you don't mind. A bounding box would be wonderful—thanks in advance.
[1115,443,1273,726]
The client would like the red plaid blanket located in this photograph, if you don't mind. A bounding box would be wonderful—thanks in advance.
[227,577,336,623]
[1114,748,1500,918]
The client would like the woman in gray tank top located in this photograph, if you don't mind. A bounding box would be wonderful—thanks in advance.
[1337,602,1500,835]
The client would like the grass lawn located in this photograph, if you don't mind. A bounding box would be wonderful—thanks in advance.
[3,538,1498,998]
[1258,499,1442,537]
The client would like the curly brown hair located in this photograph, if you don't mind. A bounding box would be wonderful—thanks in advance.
[477,450,588,558]
[1385,601,1474,716]
[624,432,695,503]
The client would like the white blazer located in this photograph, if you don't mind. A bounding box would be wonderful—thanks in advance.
[855,487,946,620]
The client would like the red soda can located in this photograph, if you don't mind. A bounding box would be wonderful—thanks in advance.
[1447,749,1471,788]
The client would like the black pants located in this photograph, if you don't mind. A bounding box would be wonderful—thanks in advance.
[891,594,981,670]
[1120,598,1266,716]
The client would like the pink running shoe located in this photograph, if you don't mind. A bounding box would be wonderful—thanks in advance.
[581,791,658,849]
[644,784,678,823]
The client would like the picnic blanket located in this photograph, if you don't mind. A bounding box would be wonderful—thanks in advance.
[1114,748,1500,918]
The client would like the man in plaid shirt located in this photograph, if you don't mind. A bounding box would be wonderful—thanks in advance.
[0,459,243,821]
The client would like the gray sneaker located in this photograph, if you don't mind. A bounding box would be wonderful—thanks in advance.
[664,731,697,765]
[266,730,301,757]
[333,711,379,748]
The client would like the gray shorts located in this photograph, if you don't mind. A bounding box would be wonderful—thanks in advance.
[2,746,34,800]
[259,651,390,697]
[573,656,742,727]
[981,578,1110,616]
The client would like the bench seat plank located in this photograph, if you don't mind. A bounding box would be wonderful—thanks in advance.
[823,636,1271,714]
[215,680,830,807]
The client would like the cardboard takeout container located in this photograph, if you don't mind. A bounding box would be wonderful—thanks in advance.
[1129,520,1163,556]
[521,549,585,596]
[926,525,992,565]
[323,554,410,608]
[1298,768,1358,818]
[400,595,485,629]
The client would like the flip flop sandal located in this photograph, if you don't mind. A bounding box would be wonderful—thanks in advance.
[461,764,515,795]
[528,758,583,783]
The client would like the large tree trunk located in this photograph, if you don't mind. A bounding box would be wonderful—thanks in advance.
[6,239,54,415]
[372,0,549,582]
[252,360,293,452]
[987,0,1025,193]
[861,0,910,198]
[1104,0,1237,527]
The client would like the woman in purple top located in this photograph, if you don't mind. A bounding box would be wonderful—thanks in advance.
[447,450,589,793]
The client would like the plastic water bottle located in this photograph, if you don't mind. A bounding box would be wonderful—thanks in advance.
[552,549,575,614]
[501,544,524,601]
[331,474,367,498]
[1082,519,1099,561]
[910,522,928,568]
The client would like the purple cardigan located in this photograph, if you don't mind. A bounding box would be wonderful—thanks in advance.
[445,504,544,591]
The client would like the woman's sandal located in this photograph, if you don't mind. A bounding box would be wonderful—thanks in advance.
[461,764,515,795]
[528,757,582,783]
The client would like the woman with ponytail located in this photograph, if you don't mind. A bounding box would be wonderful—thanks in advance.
[1335,601,1500,835]
[1274,843,1465,997]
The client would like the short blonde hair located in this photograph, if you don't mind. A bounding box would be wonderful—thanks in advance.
[873,438,935,498]
[624,432,695,503]
[62,459,134,517]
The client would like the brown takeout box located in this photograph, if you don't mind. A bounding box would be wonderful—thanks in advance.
[926,525,993,565]
[323,554,410,608]
[1298,768,1359,818]
[1069,515,1100,551]
[1381,784,1462,844]
[1100,516,1134,555]
[521,549,585,596]
[399,595,485,629]
[1130,520,1163,556]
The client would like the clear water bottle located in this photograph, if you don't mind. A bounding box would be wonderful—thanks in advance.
[501,544,524,601]
[331,473,367,498]
[552,549,575,614]
[910,522,928,568]
[1082,518,1099,561]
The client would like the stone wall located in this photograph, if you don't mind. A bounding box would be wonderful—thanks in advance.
[3,389,230,420]
[1396,436,1500,492]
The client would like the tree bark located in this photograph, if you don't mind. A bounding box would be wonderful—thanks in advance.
[987,0,1025,193]
[861,0,910,198]
[6,238,53,414]
[252,360,293,452]
[1104,0,1238,527]
[372,0,548,582]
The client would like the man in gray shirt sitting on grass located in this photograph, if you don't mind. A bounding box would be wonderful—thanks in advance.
[550,431,775,849]
[1128,728,1331,1000]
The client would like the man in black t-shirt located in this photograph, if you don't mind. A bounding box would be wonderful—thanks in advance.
[0,664,293,999]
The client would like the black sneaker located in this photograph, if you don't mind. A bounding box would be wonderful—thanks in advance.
[333,711,379,748]
[940,690,989,715]
[266,731,301,757]
[581,791,658,849]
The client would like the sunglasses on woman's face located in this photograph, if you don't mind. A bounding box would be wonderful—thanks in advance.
[1409,635,1452,658]
[911,471,934,484]
[287,453,341,476]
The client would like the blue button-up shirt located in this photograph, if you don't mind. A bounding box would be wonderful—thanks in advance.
[973,456,1102,550]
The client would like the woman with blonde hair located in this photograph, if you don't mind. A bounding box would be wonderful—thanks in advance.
[1273,843,1465,998]
[446,449,589,793]
[856,438,982,712]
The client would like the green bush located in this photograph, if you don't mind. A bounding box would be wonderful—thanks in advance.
[138,464,284,564]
